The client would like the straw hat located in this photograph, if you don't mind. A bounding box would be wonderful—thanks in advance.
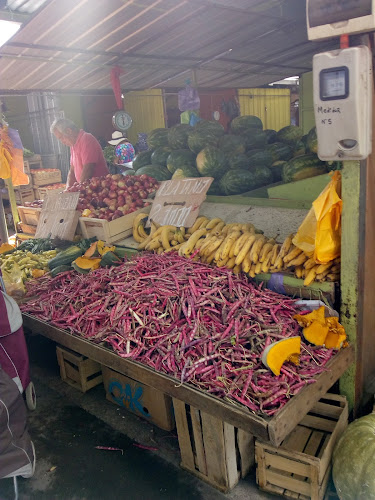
[108,131,128,145]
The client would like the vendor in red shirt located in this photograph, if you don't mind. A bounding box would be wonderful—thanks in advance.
[50,118,109,189]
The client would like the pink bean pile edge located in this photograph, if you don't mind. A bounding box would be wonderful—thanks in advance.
[21,253,336,417]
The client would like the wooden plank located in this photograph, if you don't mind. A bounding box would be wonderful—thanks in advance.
[223,422,239,490]
[264,453,311,477]
[268,346,354,446]
[200,411,228,488]
[310,402,342,419]
[190,407,207,475]
[23,314,354,446]
[255,446,268,489]
[299,416,336,434]
[266,470,311,496]
[318,401,348,483]
[56,347,66,379]
[173,399,195,471]
[340,161,362,412]
[236,428,254,477]
[282,426,312,452]
[303,430,325,458]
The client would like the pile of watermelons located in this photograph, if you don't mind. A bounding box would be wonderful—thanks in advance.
[131,117,341,196]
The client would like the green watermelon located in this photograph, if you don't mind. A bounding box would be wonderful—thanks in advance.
[264,129,277,144]
[293,140,306,157]
[282,154,327,183]
[122,169,136,176]
[166,149,196,174]
[247,149,273,168]
[230,115,263,135]
[194,120,225,137]
[148,128,169,148]
[151,147,172,166]
[265,142,294,162]
[270,160,287,182]
[219,169,259,195]
[276,125,303,145]
[168,124,193,149]
[132,150,153,171]
[207,179,223,195]
[188,131,219,154]
[196,146,227,178]
[219,135,247,156]
[171,166,200,179]
[228,154,251,170]
[306,127,318,153]
[252,166,273,186]
[242,130,268,151]
[135,165,172,181]
[301,134,309,148]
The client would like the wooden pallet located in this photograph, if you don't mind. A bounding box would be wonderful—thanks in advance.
[56,346,103,393]
[173,398,254,493]
[255,394,348,500]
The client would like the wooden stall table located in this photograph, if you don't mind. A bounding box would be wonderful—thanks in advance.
[23,314,354,446]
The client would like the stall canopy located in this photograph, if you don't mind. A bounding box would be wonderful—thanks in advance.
[0,0,338,93]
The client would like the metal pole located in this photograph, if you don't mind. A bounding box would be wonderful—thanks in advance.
[0,192,9,245]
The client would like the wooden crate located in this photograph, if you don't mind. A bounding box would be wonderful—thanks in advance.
[56,346,103,393]
[17,206,42,226]
[173,398,255,492]
[30,169,62,186]
[34,183,65,200]
[19,222,37,235]
[79,205,151,244]
[102,365,175,431]
[255,394,348,500]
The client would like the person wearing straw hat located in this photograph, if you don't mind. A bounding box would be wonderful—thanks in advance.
[108,131,136,167]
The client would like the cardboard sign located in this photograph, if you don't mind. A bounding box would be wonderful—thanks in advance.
[35,191,80,240]
[147,177,213,227]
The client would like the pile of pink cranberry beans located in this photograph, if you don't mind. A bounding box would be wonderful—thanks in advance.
[21,253,337,416]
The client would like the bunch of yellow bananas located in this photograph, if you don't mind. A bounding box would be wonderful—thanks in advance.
[132,215,340,285]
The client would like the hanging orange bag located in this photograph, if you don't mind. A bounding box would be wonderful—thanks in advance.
[293,171,342,264]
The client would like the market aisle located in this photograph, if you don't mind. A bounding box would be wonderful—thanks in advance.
[0,335,277,500]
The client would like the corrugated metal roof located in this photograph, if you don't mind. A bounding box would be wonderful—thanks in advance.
[0,0,338,93]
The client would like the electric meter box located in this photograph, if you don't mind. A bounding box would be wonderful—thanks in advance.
[307,0,375,41]
[313,46,372,161]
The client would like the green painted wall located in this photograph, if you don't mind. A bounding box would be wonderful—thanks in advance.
[299,72,315,134]
[59,95,84,129]
[2,96,34,150]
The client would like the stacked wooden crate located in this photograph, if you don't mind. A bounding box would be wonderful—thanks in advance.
[14,156,64,235]
[30,167,64,200]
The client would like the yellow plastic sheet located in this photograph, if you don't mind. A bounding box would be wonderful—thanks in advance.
[293,171,342,264]
[0,125,29,185]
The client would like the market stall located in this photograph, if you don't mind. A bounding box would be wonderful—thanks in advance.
[1,2,374,499]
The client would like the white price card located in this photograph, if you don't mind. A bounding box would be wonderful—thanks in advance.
[147,177,213,228]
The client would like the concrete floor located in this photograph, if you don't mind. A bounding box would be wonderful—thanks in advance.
[0,335,281,500]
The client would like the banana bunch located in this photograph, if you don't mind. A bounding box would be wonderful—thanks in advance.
[300,257,340,286]
[132,215,341,285]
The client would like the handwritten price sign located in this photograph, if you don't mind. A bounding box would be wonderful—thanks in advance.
[147,177,213,228]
